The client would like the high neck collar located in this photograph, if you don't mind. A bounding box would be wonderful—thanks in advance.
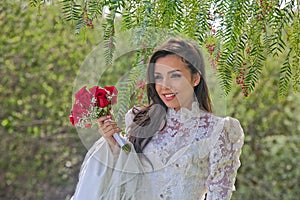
[166,102,204,123]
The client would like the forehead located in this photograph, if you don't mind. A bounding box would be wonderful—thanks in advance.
[154,54,189,73]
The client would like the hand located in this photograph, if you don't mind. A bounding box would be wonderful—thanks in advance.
[97,115,122,148]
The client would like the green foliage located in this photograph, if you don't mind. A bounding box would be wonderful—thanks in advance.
[227,55,300,200]
[102,11,116,65]
[62,0,82,21]
[113,52,149,126]
[29,0,47,7]
[0,1,101,199]
[279,49,293,97]
[1,0,299,199]
[233,135,300,200]
[59,0,300,134]
[60,0,300,97]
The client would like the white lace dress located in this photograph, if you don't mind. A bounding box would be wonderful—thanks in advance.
[72,103,244,200]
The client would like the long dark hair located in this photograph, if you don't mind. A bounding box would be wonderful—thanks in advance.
[128,38,212,153]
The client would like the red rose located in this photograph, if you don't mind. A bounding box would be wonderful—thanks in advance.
[75,86,92,108]
[70,85,119,127]
[94,88,109,108]
[89,86,99,96]
[104,86,118,105]
[71,103,89,124]
[89,86,100,106]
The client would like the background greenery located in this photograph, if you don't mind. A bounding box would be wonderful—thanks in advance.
[1,1,299,200]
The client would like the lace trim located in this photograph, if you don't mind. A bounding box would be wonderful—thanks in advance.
[166,101,206,123]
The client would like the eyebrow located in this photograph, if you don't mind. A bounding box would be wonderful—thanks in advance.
[154,69,181,74]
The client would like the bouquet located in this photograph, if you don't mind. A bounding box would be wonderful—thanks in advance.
[69,85,131,153]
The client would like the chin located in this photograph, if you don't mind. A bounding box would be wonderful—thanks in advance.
[164,103,179,109]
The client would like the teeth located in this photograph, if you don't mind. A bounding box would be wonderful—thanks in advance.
[165,94,175,98]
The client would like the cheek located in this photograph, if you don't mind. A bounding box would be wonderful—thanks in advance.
[174,79,192,90]
[155,84,161,93]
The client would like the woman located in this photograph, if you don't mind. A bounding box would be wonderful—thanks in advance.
[72,38,244,200]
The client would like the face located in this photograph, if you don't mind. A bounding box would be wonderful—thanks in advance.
[154,54,200,111]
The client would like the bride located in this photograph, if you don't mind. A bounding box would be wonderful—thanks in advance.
[71,38,244,200]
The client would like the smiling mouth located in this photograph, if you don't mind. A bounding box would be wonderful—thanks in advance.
[162,93,177,101]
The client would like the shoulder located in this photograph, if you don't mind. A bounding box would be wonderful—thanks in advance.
[215,116,244,147]
[222,117,244,142]
[222,117,243,131]
[207,116,244,160]
[203,113,244,144]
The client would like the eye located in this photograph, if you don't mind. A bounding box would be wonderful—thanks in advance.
[154,74,163,81]
[170,73,181,78]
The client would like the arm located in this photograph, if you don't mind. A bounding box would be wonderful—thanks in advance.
[72,109,136,199]
[71,137,119,200]
[206,117,244,200]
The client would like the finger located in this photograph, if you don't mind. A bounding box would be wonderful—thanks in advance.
[99,121,119,132]
[97,115,111,125]
[103,125,121,135]
[102,124,122,136]
[99,127,114,137]
[99,129,117,144]
[101,129,116,140]
[100,122,115,132]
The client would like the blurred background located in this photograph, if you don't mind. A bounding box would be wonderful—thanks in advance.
[1,1,299,200]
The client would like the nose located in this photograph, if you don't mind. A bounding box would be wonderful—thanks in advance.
[160,77,169,87]
[160,77,171,89]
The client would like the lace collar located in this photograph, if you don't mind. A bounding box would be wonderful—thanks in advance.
[166,102,204,123]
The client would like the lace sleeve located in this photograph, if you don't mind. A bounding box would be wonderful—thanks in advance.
[206,117,244,200]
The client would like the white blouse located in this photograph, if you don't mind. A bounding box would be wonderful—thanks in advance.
[72,103,244,200]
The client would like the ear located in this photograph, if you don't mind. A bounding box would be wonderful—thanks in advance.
[193,73,201,86]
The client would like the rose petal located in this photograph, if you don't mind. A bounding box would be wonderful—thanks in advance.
[75,86,93,108]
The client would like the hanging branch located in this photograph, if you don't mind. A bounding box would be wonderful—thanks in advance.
[32,0,300,96]
[62,0,82,22]
[279,49,293,96]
